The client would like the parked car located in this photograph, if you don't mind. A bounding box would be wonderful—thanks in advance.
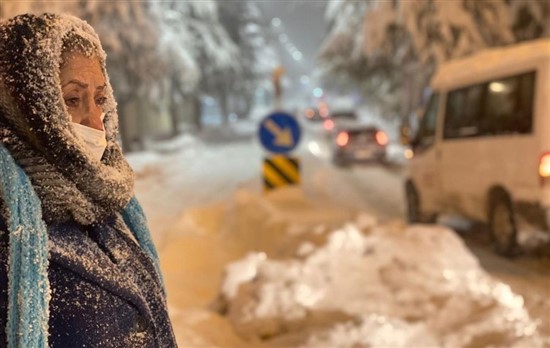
[405,38,550,257]
[303,104,330,122]
[332,125,388,166]
[322,109,358,134]
[303,107,322,121]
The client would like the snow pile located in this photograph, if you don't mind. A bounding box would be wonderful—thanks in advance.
[220,219,547,347]
[305,314,437,347]
[157,188,355,347]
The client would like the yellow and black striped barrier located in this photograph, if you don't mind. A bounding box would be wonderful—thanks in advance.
[263,155,300,191]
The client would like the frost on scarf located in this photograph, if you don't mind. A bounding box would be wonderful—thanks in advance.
[0,144,50,348]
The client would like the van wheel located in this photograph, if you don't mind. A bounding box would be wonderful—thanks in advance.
[489,193,519,257]
[406,182,437,224]
[405,182,422,223]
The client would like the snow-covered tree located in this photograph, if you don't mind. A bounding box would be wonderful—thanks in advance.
[319,0,550,120]
[83,1,167,148]
[149,1,204,133]
[320,0,368,74]
[218,1,277,119]
[510,0,550,41]
[320,0,405,118]
[396,0,514,65]
[152,0,277,123]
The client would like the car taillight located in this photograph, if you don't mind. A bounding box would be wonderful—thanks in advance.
[324,119,334,131]
[539,153,550,183]
[375,131,388,146]
[336,132,349,147]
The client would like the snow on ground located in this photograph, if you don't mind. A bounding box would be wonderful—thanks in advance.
[128,125,548,347]
[215,191,547,347]
[126,129,262,247]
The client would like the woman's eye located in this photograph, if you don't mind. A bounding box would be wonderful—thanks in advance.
[64,97,80,107]
[96,96,107,106]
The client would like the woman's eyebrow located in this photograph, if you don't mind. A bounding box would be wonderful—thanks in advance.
[96,84,107,91]
[62,79,88,88]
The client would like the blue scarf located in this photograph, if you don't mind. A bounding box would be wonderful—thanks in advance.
[0,144,164,348]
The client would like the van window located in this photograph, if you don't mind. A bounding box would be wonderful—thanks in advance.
[414,93,439,151]
[482,72,535,135]
[443,71,535,139]
[444,84,483,139]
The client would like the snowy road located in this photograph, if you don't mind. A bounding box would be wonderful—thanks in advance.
[302,126,550,328]
[300,129,550,341]
[128,122,549,346]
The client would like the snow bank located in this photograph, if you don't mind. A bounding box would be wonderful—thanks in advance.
[220,213,547,347]
[158,187,356,347]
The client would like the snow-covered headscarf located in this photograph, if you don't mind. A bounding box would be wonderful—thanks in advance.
[0,13,163,348]
[0,13,134,225]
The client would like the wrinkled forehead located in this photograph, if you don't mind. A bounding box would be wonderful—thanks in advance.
[59,53,106,87]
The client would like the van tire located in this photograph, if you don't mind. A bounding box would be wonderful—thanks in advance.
[489,192,519,257]
[405,182,422,223]
[406,182,437,224]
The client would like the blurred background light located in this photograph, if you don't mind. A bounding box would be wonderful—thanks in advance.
[313,87,323,98]
[271,17,281,27]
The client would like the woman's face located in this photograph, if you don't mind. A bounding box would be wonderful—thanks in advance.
[60,52,107,131]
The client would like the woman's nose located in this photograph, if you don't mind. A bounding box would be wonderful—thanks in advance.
[83,105,104,131]
[88,112,104,131]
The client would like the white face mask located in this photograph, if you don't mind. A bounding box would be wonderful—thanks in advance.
[71,118,107,162]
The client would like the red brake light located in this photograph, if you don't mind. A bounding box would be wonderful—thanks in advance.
[539,153,550,180]
[375,131,388,146]
[336,132,349,147]
[324,119,335,131]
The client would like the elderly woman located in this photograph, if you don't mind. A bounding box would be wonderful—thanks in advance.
[0,13,177,348]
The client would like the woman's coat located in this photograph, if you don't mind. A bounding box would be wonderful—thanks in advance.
[0,215,177,347]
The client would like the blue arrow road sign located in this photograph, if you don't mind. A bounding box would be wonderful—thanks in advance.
[259,112,301,154]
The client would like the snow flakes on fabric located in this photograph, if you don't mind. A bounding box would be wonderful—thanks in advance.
[0,144,50,348]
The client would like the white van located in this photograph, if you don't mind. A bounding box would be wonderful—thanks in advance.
[405,38,550,256]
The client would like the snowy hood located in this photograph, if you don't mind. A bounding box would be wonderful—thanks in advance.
[0,13,121,158]
[0,13,134,224]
